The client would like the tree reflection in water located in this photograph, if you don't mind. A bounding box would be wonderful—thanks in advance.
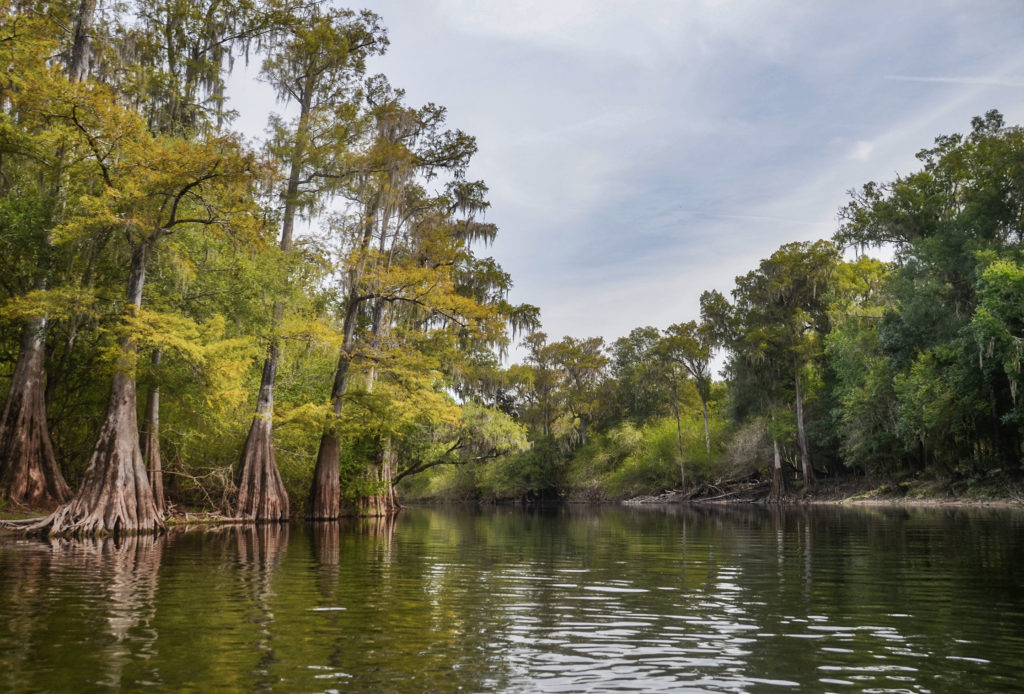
[0,534,165,691]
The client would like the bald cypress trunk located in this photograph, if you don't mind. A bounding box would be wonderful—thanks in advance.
[794,369,815,490]
[308,295,359,520]
[235,85,312,522]
[353,298,401,517]
[236,345,289,520]
[0,319,70,509]
[770,437,786,502]
[0,1,95,510]
[26,244,163,537]
[67,0,96,83]
[140,349,164,516]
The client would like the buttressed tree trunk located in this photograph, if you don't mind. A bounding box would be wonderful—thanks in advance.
[140,349,165,516]
[236,345,289,520]
[0,0,96,510]
[0,320,70,509]
[235,84,311,522]
[309,293,361,519]
[28,244,163,536]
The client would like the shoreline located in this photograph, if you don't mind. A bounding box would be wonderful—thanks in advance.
[4,478,1022,525]
[618,477,1024,509]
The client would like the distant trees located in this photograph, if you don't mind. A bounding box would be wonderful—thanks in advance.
[833,110,1024,476]
[432,113,1024,504]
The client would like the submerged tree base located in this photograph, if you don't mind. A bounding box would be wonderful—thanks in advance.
[14,372,163,538]
[236,416,290,521]
[308,433,341,520]
[0,327,70,511]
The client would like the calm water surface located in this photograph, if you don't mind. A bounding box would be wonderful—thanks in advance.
[1,505,1022,693]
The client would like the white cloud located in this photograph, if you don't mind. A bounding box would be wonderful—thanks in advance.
[850,140,875,161]
[431,0,805,70]
[885,74,1024,87]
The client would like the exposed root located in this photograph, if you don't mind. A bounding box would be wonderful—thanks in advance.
[0,327,70,510]
[19,371,163,538]
[236,416,289,521]
[309,432,340,520]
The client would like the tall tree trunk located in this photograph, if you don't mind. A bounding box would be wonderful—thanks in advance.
[26,244,163,536]
[701,398,711,458]
[356,299,401,516]
[309,293,361,519]
[140,349,164,516]
[0,2,96,510]
[671,381,685,491]
[236,343,289,520]
[794,369,815,489]
[235,88,312,521]
[770,437,786,502]
[0,318,70,509]
[67,0,97,83]
[355,440,399,517]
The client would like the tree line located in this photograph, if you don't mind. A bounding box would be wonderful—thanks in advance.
[0,0,537,535]
[406,110,1024,503]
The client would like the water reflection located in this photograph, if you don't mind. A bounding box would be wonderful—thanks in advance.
[0,534,165,692]
[0,505,1022,692]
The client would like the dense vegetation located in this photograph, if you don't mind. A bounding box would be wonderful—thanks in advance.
[406,110,1024,504]
[1,3,1022,534]
[0,0,537,533]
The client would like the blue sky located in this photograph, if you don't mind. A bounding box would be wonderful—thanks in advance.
[230,1,1024,357]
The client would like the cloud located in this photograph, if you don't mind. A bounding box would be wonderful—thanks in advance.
[431,0,806,70]
[885,74,1024,88]
[850,140,875,161]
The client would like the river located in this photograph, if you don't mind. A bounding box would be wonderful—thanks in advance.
[1,504,1022,692]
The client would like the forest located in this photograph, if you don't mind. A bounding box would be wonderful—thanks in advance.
[1,1,1023,537]
[416,108,1024,506]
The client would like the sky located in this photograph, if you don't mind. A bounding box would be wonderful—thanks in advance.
[229,0,1024,359]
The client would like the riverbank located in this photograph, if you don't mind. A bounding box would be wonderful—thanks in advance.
[4,475,1022,524]
[622,475,1024,507]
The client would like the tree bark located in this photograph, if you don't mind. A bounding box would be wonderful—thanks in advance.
[0,0,96,510]
[701,399,711,459]
[67,0,97,83]
[236,344,289,520]
[140,349,164,516]
[25,244,163,536]
[0,319,71,509]
[353,441,399,517]
[309,292,361,519]
[770,437,786,502]
[235,84,312,521]
[671,382,686,491]
[794,369,815,489]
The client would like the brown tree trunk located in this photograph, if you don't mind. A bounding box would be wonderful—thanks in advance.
[354,300,401,517]
[794,369,815,489]
[25,244,163,537]
[0,0,96,511]
[671,383,686,491]
[236,345,289,521]
[770,437,786,502]
[309,293,361,519]
[140,349,164,516]
[309,432,340,519]
[67,0,97,83]
[357,439,400,516]
[701,399,711,459]
[0,318,70,509]
[235,87,312,522]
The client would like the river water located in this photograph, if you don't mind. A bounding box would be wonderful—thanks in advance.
[0,505,1022,693]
